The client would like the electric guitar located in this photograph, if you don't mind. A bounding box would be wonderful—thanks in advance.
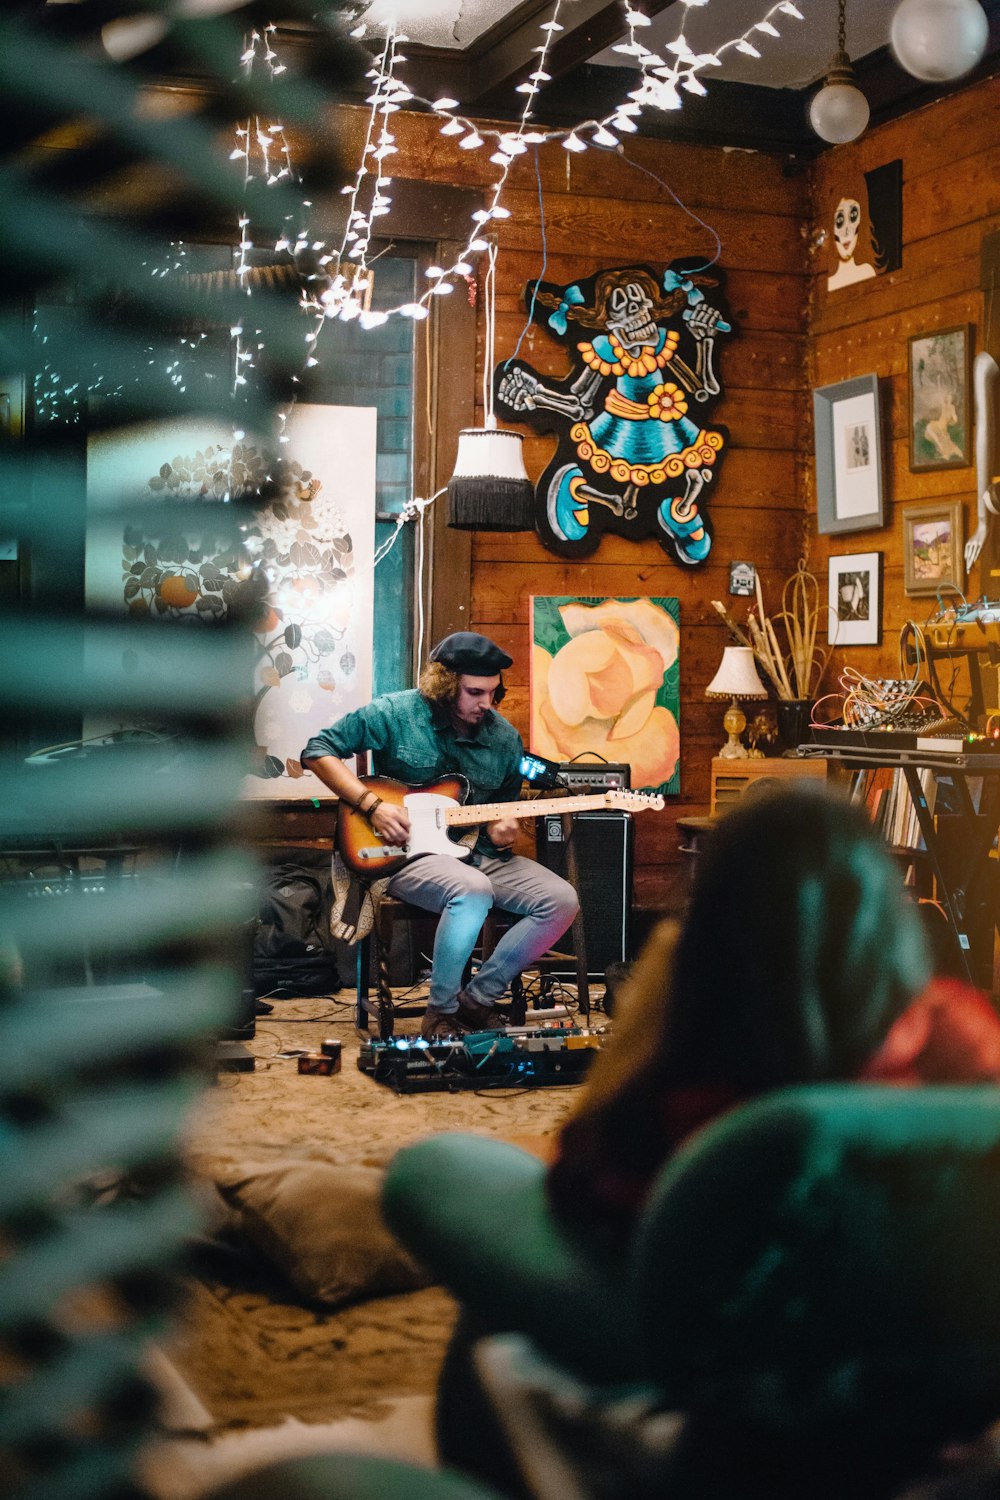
[337,774,665,877]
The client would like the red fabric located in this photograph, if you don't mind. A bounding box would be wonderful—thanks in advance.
[859,977,1000,1085]
[547,979,1000,1245]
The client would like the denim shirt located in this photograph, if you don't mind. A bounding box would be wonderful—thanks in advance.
[301,689,524,861]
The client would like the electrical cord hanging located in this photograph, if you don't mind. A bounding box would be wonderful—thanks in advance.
[506,145,548,370]
[482,241,499,422]
[593,147,723,271]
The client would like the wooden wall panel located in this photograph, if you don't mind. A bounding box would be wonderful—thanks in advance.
[326,85,1000,922]
[323,79,1000,922]
[356,108,809,918]
[805,75,1000,703]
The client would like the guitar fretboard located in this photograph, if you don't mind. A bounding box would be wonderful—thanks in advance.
[444,794,613,827]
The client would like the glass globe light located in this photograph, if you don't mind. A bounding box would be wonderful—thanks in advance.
[890,0,988,82]
[809,59,871,143]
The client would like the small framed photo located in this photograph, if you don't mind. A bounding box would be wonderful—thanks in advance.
[907,325,972,472]
[728,560,756,596]
[827,551,882,646]
[902,500,965,596]
[814,375,885,535]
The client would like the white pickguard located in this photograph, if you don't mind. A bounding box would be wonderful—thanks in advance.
[403,792,472,861]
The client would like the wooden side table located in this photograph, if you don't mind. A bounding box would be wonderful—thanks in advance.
[710,755,827,816]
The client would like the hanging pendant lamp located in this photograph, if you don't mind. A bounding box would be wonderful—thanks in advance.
[890,0,988,82]
[447,420,536,530]
[809,0,870,144]
[447,243,536,533]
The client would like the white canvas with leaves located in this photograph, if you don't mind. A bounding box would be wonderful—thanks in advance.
[86,404,376,798]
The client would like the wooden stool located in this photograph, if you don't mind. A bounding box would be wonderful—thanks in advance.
[355,903,527,1038]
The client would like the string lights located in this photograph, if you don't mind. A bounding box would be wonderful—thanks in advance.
[231,25,318,396]
[317,0,807,330]
[42,1,811,541]
[254,0,811,540]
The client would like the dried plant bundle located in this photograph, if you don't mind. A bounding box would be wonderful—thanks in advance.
[712,560,829,702]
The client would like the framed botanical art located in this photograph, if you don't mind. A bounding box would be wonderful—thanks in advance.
[529,595,681,794]
[907,325,972,471]
[86,405,377,800]
[827,551,882,647]
[902,500,965,596]
[814,375,885,535]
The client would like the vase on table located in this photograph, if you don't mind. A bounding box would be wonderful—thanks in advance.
[776,698,814,754]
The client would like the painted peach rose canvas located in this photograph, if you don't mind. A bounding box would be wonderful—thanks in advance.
[530,595,680,794]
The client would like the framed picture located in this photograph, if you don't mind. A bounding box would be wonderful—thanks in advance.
[902,500,965,596]
[530,595,681,794]
[814,375,885,535]
[728,560,756,596]
[827,551,882,647]
[907,325,972,471]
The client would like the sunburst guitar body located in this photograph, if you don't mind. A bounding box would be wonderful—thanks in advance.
[336,774,664,878]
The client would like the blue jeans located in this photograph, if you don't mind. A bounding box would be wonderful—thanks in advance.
[387,853,579,1012]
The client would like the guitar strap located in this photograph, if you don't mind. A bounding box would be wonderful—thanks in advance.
[330,851,391,945]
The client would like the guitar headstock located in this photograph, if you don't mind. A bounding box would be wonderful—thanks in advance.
[604,789,666,813]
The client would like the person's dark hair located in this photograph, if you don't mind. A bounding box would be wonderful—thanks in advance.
[665,783,927,1091]
[553,784,930,1216]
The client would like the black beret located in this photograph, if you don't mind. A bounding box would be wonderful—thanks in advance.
[429,632,513,674]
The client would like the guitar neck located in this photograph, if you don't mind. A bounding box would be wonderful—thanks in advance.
[445,794,611,827]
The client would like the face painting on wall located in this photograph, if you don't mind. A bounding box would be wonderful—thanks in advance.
[495,260,733,566]
[827,160,903,294]
[529,596,681,795]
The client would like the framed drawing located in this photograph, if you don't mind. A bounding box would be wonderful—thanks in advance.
[827,551,882,647]
[907,325,972,471]
[814,375,884,535]
[902,500,965,596]
[729,560,756,596]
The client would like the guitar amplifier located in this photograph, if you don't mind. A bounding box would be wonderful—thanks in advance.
[535,809,633,977]
[557,762,631,791]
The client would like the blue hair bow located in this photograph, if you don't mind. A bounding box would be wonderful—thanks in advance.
[663,268,703,306]
[548,284,585,335]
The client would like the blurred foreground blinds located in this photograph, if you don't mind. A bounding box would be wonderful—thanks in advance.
[0,5,358,1495]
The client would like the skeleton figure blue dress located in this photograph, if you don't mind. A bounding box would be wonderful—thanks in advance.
[495,263,732,564]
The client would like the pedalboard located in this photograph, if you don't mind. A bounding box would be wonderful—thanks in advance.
[358,1026,601,1092]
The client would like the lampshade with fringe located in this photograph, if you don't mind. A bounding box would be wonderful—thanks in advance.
[447,424,536,531]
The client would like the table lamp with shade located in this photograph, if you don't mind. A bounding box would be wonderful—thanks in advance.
[705,646,768,759]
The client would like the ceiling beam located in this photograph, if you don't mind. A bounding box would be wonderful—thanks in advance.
[464,0,683,106]
[248,1,1000,158]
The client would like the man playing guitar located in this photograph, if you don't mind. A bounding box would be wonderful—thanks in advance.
[301,632,579,1040]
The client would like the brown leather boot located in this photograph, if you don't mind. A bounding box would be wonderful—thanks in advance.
[419,1006,463,1041]
[454,989,506,1032]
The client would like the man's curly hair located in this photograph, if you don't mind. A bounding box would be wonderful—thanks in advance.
[418,660,462,706]
[418,660,506,709]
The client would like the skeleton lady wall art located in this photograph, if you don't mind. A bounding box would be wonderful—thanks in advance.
[494,260,734,564]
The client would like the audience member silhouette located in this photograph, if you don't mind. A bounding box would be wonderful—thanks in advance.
[548,783,1000,1248]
